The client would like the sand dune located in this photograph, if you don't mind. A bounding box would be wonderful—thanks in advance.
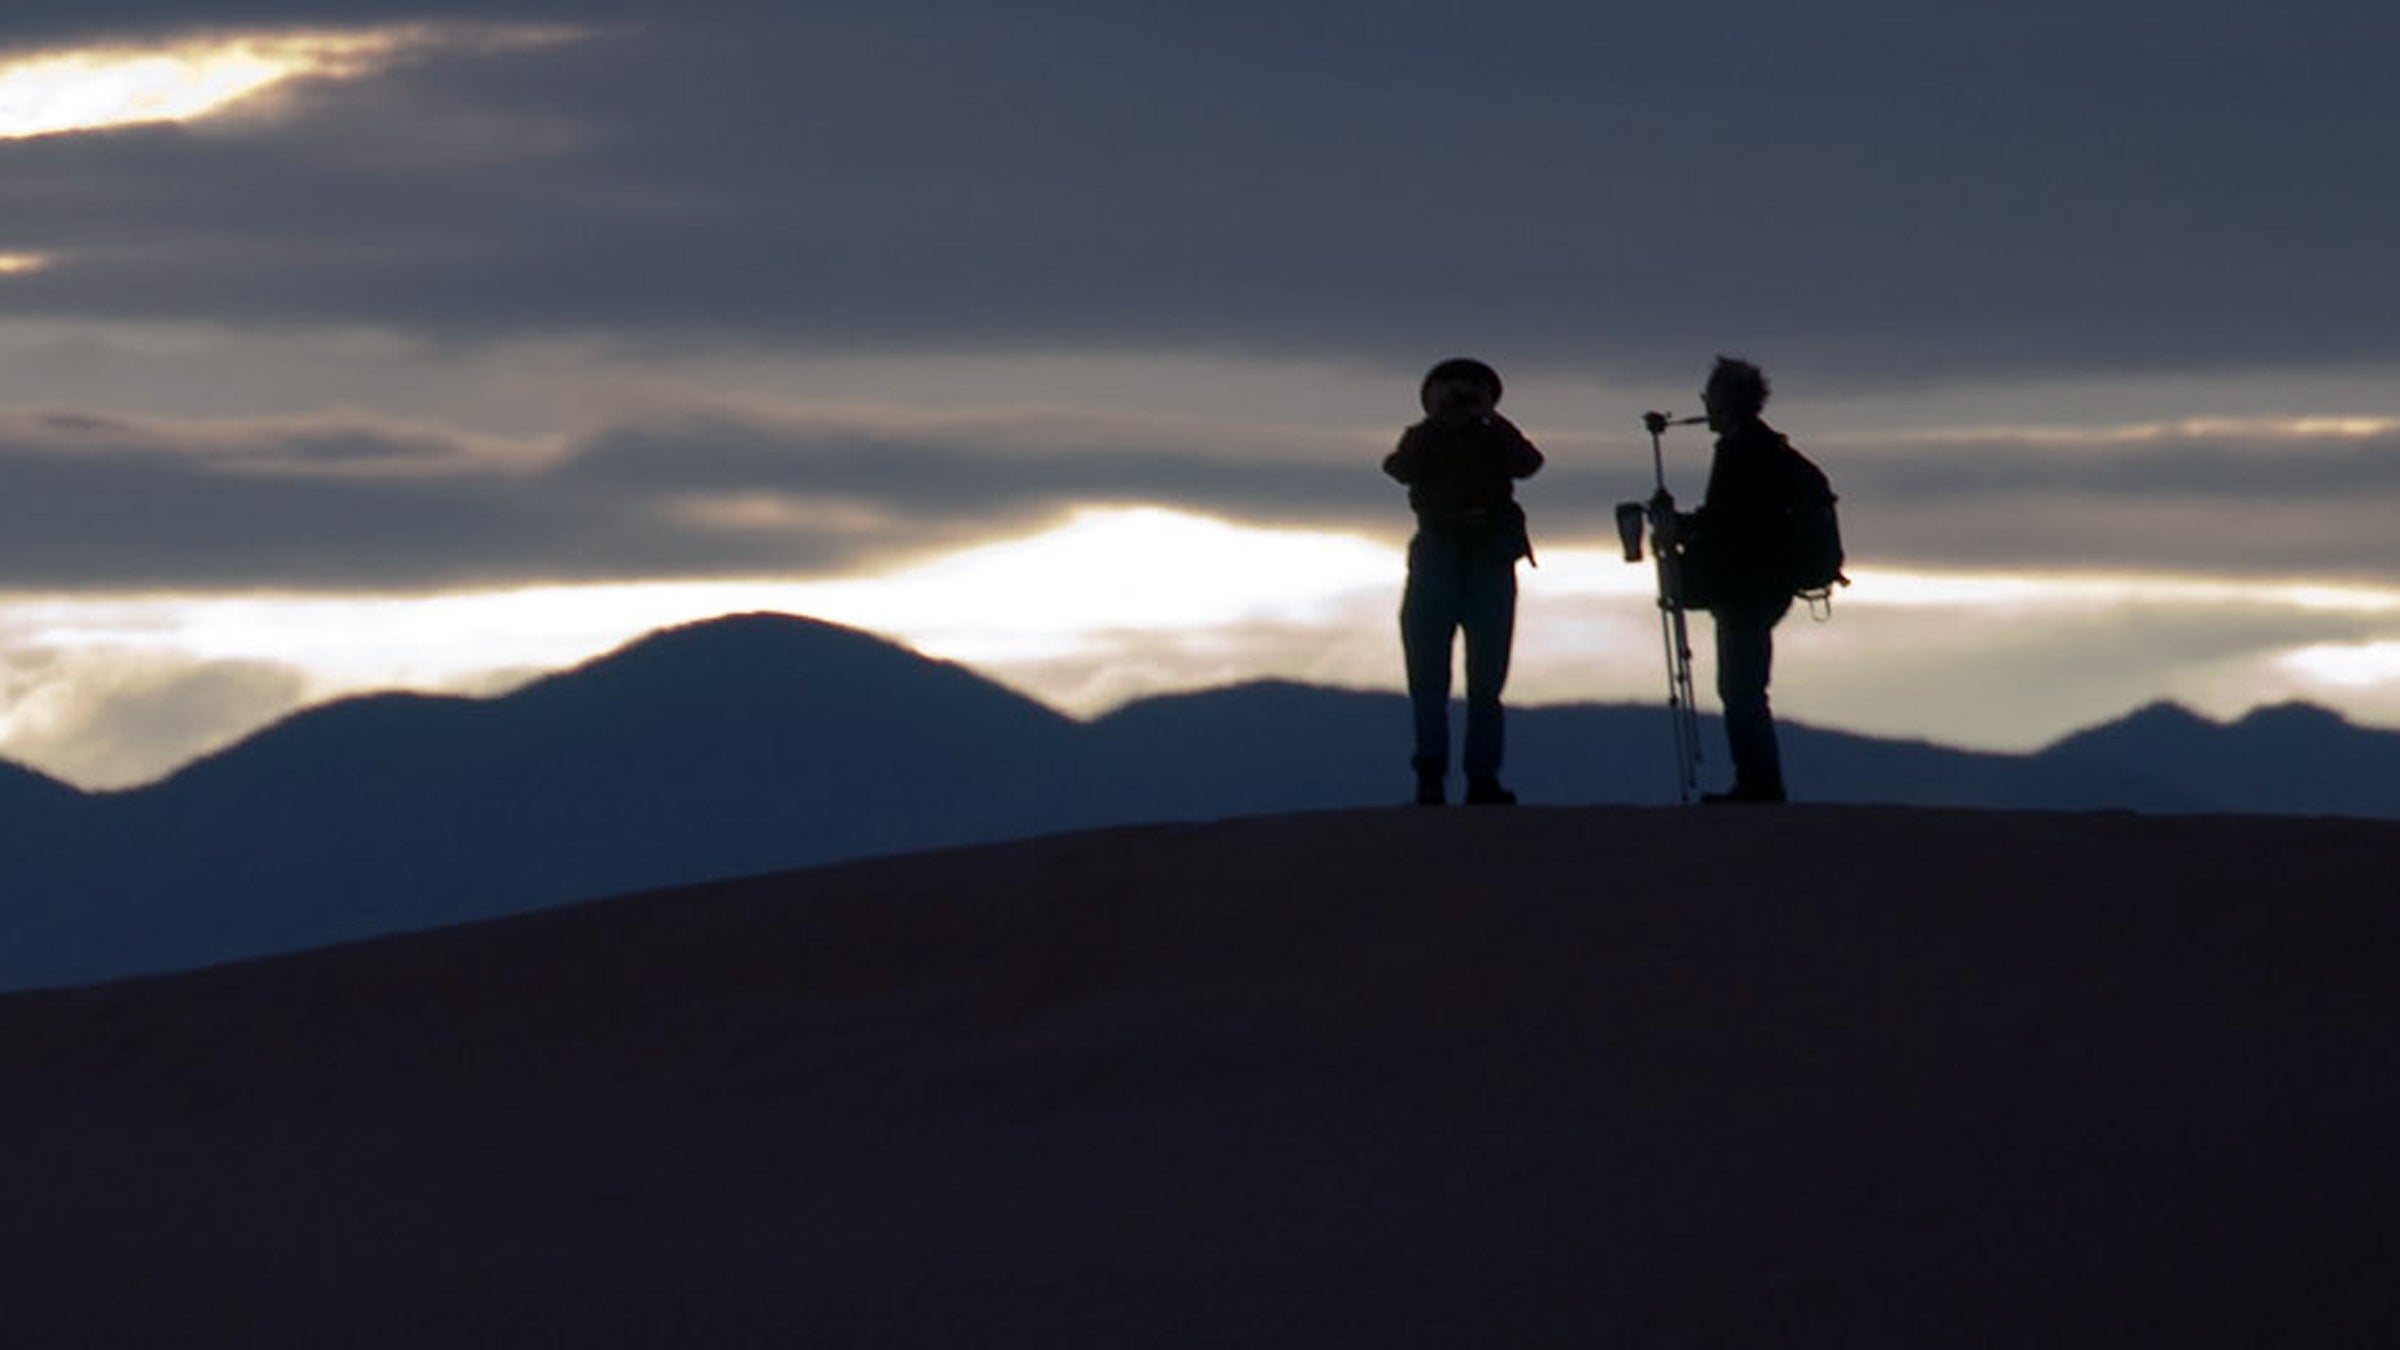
[4,804,2397,1346]
[14,613,2399,994]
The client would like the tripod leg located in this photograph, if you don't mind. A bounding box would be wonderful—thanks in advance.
[1655,599,1704,804]
[1636,466,1704,803]
[1664,602,1703,803]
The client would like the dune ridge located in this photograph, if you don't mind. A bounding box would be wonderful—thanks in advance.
[4,803,2397,1345]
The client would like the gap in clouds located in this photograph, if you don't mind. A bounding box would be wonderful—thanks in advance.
[0,22,593,141]
[0,644,309,788]
[10,558,2400,790]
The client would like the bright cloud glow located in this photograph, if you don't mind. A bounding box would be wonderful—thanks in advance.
[0,26,586,140]
[2277,642,2400,689]
[11,514,2400,788]
[0,507,1412,784]
[1909,415,2400,446]
[793,507,1398,650]
[0,252,51,275]
[0,36,389,138]
[0,507,1402,694]
[1827,568,2400,615]
[12,533,2400,704]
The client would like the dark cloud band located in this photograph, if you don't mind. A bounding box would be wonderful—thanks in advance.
[0,5,2395,385]
[2,406,2396,592]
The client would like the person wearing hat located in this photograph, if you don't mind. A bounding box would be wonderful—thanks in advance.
[1382,357,1545,805]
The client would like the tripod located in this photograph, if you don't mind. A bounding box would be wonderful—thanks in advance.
[1620,412,1708,804]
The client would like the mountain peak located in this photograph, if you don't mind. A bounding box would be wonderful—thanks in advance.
[2039,700,2215,756]
[513,610,1038,714]
[2118,700,2216,730]
[566,611,917,678]
[2229,701,2354,735]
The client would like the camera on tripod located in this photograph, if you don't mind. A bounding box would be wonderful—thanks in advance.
[1618,412,1704,561]
[1624,410,1708,802]
[1614,501,1648,562]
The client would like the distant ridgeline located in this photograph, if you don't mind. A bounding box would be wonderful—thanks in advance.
[2,613,2396,990]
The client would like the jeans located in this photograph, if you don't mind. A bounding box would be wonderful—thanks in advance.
[1713,595,1793,794]
[1401,529,1518,777]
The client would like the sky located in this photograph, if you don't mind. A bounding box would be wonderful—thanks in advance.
[1,2,2398,789]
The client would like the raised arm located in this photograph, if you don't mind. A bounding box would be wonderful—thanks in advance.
[1382,424,1424,485]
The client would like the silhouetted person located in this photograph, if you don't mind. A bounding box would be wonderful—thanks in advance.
[1670,356,1798,803]
[1384,357,1544,805]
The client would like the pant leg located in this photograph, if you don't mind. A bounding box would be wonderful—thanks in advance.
[1400,534,1464,772]
[1459,557,1519,779]
[1714,598,1791,794]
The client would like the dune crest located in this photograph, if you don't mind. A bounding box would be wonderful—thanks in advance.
[5,804,2397,1344]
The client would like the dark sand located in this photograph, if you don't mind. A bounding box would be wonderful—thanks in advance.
[4,805,2397,1346]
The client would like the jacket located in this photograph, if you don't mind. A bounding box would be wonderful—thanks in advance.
[1383,410,1544,531]
[1684,417,1800,609]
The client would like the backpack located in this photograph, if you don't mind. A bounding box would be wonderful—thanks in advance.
[1775,441,1848,610]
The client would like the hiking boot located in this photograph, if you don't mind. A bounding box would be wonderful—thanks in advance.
[1465,775,1517,806]
[1702,782,1787,805]
[1414,768,1446,806]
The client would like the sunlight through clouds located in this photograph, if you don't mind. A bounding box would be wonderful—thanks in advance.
[794,507,1397,643]
[0,25,588,140]
[0,507,1402,700]
[2277,642,2400,688]
[10,513,2400,787]
[1909,416,2400,446]
[1830,569,2400,614]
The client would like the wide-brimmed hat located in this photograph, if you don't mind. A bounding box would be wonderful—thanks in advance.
[1420,357,1502,411]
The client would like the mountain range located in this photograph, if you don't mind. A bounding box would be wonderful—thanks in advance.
[3,610,2396,990]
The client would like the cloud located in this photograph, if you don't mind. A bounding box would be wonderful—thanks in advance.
[0,643,309,787]
[4,2,2395,784]
[1818,420,2400,579]
[16,570,2400,790]
[1,399,2397,595]
[0,4,2394,385]
[0,28,454,140]
[0,410,602,589]
[1751,592,2400,752]
[0,402,1393,589]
